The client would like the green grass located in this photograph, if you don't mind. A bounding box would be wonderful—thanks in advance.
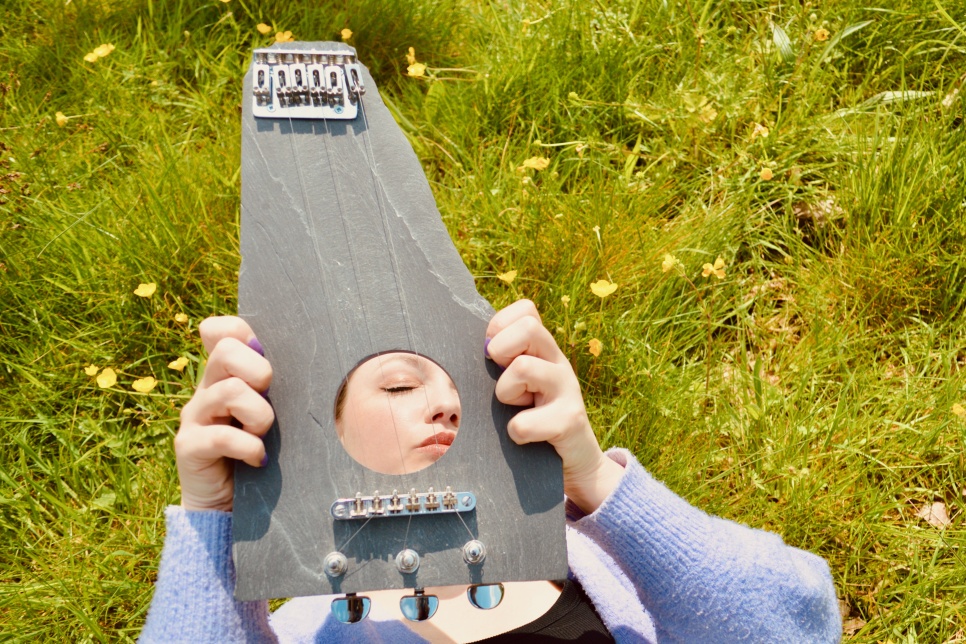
[2,0,965,640]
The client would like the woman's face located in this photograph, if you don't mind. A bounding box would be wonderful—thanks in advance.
[336,353,461,475]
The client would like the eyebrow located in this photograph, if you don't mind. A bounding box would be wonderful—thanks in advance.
[376,353,423,371]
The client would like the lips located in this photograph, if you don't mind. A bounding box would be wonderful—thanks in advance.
[418,431,456,449]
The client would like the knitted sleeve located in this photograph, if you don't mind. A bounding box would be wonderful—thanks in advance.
[139,506,277,643]
[569,449,842,643]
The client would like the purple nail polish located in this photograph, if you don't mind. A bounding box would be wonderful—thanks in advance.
[260,386,270,400]
[260,453,268,468]
[247,336,265,356]
[484,337,491,359]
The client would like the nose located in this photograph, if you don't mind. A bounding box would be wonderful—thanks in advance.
[428,386,460,430]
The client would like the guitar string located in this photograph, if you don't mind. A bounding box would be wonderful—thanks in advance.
[279,66,411,554]
[356,92,476,545]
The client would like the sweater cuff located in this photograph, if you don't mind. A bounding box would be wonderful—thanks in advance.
[140,507,276,643]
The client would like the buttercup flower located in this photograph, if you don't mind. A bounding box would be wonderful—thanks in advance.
[134,282,157,298]
[702,257,726,279]
[518,156,550,172]
[83,43,115,63]
[588,338,603,357]
[168,357,189,372]
[661,253,681,273]
[132,376,157,393]
[497,270,518,284]
[256,23,272,35]
[590,279,618,298]
[96,368,117,388]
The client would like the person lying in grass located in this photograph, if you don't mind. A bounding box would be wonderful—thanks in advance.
[141,299,842,643]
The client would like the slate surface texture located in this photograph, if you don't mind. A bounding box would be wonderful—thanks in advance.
[234,43,567,601]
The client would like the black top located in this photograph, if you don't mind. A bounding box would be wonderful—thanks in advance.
[472,580,615,643]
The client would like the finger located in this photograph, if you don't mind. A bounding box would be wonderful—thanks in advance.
[175,423,267,468]
[505,403,583,447]
[494,354,568,407]
[487,315,567,368]
[181,377,275,436]
[199,316,258,354]
[200,337,273,392]
[486,299,541,341]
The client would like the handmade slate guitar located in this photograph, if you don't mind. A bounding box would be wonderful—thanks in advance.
[233,42,568,604]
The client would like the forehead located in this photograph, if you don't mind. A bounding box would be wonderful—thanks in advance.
[347,352,436,385]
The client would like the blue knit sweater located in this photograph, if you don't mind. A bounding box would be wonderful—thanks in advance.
[140,449,841,642]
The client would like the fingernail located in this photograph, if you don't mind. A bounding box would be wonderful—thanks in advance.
[247,336,265,356]
[260,386,270,399]
[260,453,268,468]
[484,337,491,359]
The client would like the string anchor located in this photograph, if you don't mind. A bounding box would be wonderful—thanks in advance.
[323,551,348,578]
[399,588,439,622]
[462,539,486,565]
[395,548,420,574]
[330,593,371,624]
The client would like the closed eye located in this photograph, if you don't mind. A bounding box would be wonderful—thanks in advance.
[384,386,416,395]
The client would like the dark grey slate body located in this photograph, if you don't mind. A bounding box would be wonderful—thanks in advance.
[233,43,567,601]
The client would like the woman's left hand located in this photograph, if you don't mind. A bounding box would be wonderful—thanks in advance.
[486,299,624,514]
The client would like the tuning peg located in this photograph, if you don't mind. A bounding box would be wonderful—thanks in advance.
[467,583,505,610]
[330,593,371,624]
[399,588,439,621]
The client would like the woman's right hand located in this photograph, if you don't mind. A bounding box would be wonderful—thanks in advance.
[175,317,274,512]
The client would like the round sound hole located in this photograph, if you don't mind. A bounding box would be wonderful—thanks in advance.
[334,352,461,475]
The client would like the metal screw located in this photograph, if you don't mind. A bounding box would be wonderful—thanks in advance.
[396,548,420,574]
[462,540,486,565]
[324,551,348,577]
[461,495,472,507]
[333,504,346,518]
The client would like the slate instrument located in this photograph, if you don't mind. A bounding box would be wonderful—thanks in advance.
[233,42,568,623]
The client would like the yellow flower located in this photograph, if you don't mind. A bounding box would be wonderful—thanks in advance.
[560,295,571,307]
[588,338,603,357]
[96,368,117,388]
[55,112,68,127]
[497,270,518,284]
[174,313,189,324]
[406,47,417,66]
[275,31,294,43]
[132,376,157,393]
[814,28,830,42]
[661,253,680,273]
[256,23,272,35]
[702,257,726,279]
[953,403,966,418]
[760,167,774,181]
[84,43,115,63]
[219,0,230,3]
[590,279,618,298]
[407,62,426,78]
[168,357,189,372]
[84,364,99,376]
[518,156,550,172]
[341,28,353,41]
[751,123,769,140]
[134,282,157,298]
